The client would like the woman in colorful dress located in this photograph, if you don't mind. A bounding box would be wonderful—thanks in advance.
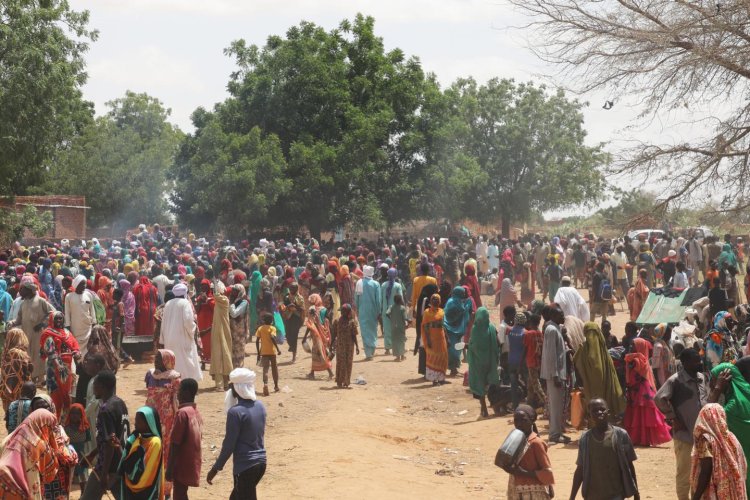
[380,268,403,356]
[708,362,750,492]
[301,294,334,380]
[623,337,672,446]
[133,276,159,339]
[331,304,359,388]
[119,406,164,500]
[0,328,32,411]
[422,294,448,385]
[468,306,500,418]
[63,403,91,494]
[627,269,650,322]
[443,287,473,376]
[145,349,180,499]
[228,284,250,369]
[690,403,747,500]
[85,325,120,373]
[195,279,215,368]
[0,409,61,499]
[30,394,78,500]
[40,311,81,421]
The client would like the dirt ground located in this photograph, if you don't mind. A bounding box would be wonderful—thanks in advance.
[65,287,676,500]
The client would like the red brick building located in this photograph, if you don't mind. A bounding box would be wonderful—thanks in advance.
[0,195,88,240]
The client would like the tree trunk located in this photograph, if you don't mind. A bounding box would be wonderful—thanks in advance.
[501,217,511,239]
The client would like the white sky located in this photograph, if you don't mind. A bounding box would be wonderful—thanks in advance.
[69,0,701,216]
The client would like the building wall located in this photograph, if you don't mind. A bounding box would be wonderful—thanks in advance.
[1,195,87,241]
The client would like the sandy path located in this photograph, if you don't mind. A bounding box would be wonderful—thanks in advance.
[64,288,676,499]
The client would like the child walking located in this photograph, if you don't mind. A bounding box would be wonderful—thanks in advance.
[256,313,281,396]
[64,403,92,493]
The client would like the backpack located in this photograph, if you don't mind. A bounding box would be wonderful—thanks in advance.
[598,277,613,302]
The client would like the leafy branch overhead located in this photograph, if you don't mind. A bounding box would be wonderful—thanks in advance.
[509,0,750,213]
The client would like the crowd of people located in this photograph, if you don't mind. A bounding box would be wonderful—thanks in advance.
[0,225,750,498]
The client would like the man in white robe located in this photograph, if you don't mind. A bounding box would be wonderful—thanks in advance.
[160,283,203,381]
[11,281,54,379]
[64,274,97,356]
[553,276,590,322]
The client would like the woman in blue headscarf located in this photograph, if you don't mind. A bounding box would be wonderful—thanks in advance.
[443,287,473,376]
[119,406,164,499]
[706,311,739,371]
[0,279,12,323]
[719,243,739,270]
[380,268,403,356]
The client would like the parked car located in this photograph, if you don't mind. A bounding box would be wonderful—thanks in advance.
[627,229,665,241]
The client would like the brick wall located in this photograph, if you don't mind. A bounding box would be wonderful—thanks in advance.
[1,196,87,241]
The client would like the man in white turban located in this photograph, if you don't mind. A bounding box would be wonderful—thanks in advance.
[208,368,267,499]
[355,265,381,360]
[65,274,97,356]
[160,283,203,381]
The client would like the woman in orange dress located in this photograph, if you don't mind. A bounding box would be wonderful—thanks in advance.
[627,269,650,321]
[302,294,334,380]
[422,294,448,385]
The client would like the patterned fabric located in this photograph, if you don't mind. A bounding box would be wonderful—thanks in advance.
[229,285,249,369]
[146,349,180,498]
[6,399,31,434]
[690,403,747,500]
[422,300,447,382]
[0,328,32,411]
[0,410,60,499]
[40,316,80,421]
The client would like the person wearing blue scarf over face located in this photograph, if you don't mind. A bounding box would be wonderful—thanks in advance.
[119,406,164,500]
[443,287,473,376]
[380,268,403,357]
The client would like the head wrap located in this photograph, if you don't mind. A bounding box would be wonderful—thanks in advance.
[225,368,257,414]
[363,265,374,278]
[172,283,188,297]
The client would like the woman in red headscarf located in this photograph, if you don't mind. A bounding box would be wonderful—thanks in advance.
[462,265,482,308]
[623,337,671,446]
[133,275,159,338]
[40,311,81,420]
[196,279,215,365]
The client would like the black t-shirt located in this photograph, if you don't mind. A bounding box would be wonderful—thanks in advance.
[96,395,129,474]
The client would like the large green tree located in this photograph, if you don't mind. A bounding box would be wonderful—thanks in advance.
[171,15,434,238]
[170,109,289,236]
[42,91,181,229]
[0,0,97,195]
[430,78,607,236]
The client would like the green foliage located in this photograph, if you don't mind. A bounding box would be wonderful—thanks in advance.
[598,191,659,226]
[0,205,54,246]
[41,91,181,229]
[0,0,97,195]
[428,78,608,236]
[169,115,288,235]
[172,14,434,237]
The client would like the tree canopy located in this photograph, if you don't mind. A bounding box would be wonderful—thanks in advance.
[171,15,606,237]
[0,0,97,195]
[428,78,607,236]
[171,15,440,238]
[42,91,182,230]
